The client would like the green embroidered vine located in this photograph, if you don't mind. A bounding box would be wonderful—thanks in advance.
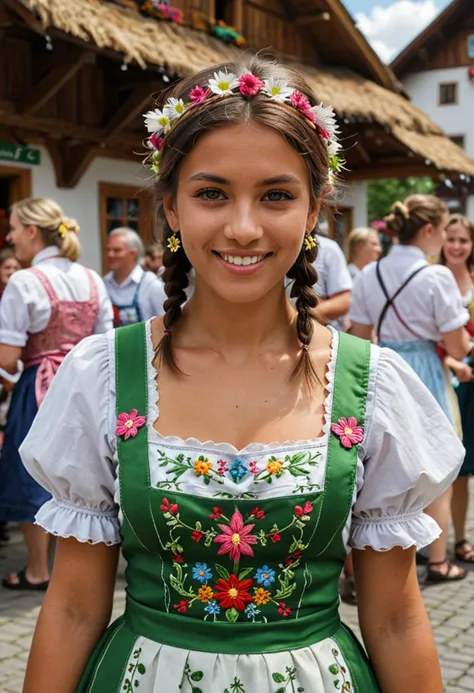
[329,647,352,691]
[122,647,146,691]
[179,662,205,693]
[224,677,246,693]
[272,667,305,692]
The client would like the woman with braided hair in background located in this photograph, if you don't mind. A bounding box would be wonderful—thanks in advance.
[21,58,462,692]
[0,198,113,591]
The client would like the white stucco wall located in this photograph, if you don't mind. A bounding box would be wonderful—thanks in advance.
[1,146,148,272]
[342,181,368,228]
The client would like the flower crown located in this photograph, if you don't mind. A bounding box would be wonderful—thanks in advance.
[143,70,344,180]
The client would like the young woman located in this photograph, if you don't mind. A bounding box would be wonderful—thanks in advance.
[21,59,462,693]
[346,227,382,279]
[0,197,113,591]
[350,195,470,584]
[0,248,20,298]
[441,215,474,564]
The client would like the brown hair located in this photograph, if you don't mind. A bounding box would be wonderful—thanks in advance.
[0,248,19,267]
[12,198,81,262]
[440,214,474,268]
[384,194,447,244]
[153,56,331,385]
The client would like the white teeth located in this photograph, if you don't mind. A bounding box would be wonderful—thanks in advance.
[222,254,264,266]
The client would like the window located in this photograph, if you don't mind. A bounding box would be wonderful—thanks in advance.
[468,35,474,59]
[439,82,457,105]
[99,183,157,273]
[450,135,465,149]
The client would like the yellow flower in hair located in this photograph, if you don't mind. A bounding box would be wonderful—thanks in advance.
[304,235,317,251]
[58,223,68,238]
[167,234,181,253]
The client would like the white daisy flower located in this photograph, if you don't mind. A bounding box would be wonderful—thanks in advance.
[163,98,186,121]
[327,139,342,156]
[144,109,171,134]
[262,78,294,102]
[208,70,239,95]
[310,103,340,139]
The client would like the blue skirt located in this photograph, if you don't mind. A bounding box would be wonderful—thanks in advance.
[379,340,451,422]
[0,365,51,523]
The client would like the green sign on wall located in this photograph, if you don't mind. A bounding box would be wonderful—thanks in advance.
[0,141,40,166]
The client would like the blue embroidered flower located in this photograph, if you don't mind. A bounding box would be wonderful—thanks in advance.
[255,565,276,587]
[204,601,221,615]
[229,458,248,483]
[192,562,213,582]
[245,603,260,619]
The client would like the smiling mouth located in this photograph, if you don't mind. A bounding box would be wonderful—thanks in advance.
[213,252,270,266]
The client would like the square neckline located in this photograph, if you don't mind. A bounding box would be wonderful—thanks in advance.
[144,320,339,456]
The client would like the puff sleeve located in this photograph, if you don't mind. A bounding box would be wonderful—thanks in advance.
[19,332,120,545]
[350,347,465,551]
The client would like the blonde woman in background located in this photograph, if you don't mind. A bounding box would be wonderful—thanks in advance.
[0,198,113,591]
[347,227,382,279]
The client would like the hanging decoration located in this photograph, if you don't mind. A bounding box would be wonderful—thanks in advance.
[137,0,183,24]
[210,20,246,47]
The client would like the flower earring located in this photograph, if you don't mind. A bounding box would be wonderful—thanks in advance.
[167,231,181,253]
[304,235,317,251]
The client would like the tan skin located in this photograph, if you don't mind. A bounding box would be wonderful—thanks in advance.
[352,232,382,271]
[107,233,139,284]
[352,218,470,580]
[0,256,21,292]
[442,222,474,562]
[24,122,442,692]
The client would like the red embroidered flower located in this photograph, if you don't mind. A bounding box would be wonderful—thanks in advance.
[238,73,264,97]
[149,132,163,150]
[331,417,364,449]
[290,91,315,121]
[294,501,313,517]
[189,85,210,105]
[217,459,229,476]
[269,532,281,543]
[214,574,254,610]
[173,599,189,613]
[115,409,146,440]
[192,530,203,542]
[210,506,224,520]
[285,550,303,567]
[160,498,179,514]
[250,507,265,520]
[171,554,184,563]
[277,602,292,617]
[248,461,259,474]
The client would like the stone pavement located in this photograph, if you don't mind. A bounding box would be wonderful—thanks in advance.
[0,484,473,692]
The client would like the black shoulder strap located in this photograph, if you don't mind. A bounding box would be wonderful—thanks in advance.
[376,260,429,341]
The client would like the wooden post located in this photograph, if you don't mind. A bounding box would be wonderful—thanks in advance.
[232,0,243,31]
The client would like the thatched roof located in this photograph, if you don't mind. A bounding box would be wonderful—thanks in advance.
[11,0,474,176]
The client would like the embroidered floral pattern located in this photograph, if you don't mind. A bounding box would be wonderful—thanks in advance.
[122,647,146,692]
[272,668,305,692]
[329,647,352,691]
[180,663,204,692]
[331,417,363,449]
[116,410,146,439]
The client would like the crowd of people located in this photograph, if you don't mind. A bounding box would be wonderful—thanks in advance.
[0,56,471,693]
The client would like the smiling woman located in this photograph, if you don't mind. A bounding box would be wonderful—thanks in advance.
[20,56,460,693]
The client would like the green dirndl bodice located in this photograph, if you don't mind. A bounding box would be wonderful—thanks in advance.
[78,323,379,693]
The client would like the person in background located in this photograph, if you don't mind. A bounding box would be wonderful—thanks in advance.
[313,233,352,329]
[347,227,382,279]
[143,242,164,277]
[440,214,474,564]
[350,194,470,583]
[0,249,21,298]
[104,228,166,327]
[0,197,113,591]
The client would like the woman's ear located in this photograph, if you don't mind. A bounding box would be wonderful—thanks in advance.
[306,200,321,235]
[162,193,179,231]
[26,224,38,241]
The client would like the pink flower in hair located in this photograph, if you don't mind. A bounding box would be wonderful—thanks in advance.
[238,73,264,97]
[190,85,210,105]
[290,91,316,122]
[148,132,163,151]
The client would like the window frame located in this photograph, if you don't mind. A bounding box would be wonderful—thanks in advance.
[439,82,458,106]
[468,35,474,59]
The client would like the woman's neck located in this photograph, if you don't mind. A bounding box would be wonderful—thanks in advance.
[447,262,472,292]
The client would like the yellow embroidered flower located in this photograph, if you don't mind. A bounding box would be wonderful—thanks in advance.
[198,585,214,603]
[254,588,271,605]
[266,460,282,475]
[194,458,212,476]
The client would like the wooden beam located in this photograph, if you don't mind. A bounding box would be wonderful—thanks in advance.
[353,141,371,164]
[104,84,158,142]
[45,140,98,188]
[18,49,95,115]
[2,0,45,33]
[294,11,330,26]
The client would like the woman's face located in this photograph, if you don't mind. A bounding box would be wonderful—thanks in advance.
[7,210,36,264]
[164,122,320,305]
[358,233,381,267]
[0,257,20,287]
[443,222,473,269]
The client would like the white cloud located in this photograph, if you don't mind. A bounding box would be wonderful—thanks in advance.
[355,1,439,64]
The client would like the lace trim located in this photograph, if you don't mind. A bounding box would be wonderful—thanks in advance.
[145,320,338,455]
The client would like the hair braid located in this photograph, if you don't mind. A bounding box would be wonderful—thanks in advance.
[286,233,319,385]
[155,220,191,373]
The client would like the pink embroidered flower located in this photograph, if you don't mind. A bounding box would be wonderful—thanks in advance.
[190,85,210,105]
[294,500,313,517]
[116,409,146,440]
[248,461,259,474]
[277,601,292,617]
[148,132,163,150]
[210,506,224,520]
[217,459,229,476]
[331,417,364,449]
[238,73,264,97]
[192,530,203,542]
[269,532,281,543]
[160,498,178,514]
[290,91,316,122]
[214,509,257,561]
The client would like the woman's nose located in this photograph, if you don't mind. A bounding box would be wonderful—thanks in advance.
[224,206,263,246]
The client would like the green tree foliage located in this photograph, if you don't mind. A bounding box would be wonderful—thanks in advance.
[367,177,435,222]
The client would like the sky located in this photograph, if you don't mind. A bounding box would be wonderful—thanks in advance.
[343,0,453,63]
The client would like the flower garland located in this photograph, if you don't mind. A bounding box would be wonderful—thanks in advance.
[143,70,344,180]
[138,0,183,24]
[211,20,245,47]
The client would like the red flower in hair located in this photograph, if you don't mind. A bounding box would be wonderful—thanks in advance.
[190,85,210,105]
[290,91,316,122]
[238,73,264,97]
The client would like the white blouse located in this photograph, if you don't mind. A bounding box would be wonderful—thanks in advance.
[0,247,113,346]
[349,244,469,342]
[20,323,464,553]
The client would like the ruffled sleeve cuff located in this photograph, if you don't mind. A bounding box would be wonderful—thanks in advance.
[35,499,121,546]
[349,510,441,552]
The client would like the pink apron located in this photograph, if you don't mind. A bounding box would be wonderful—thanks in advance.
[22,267,99,406]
